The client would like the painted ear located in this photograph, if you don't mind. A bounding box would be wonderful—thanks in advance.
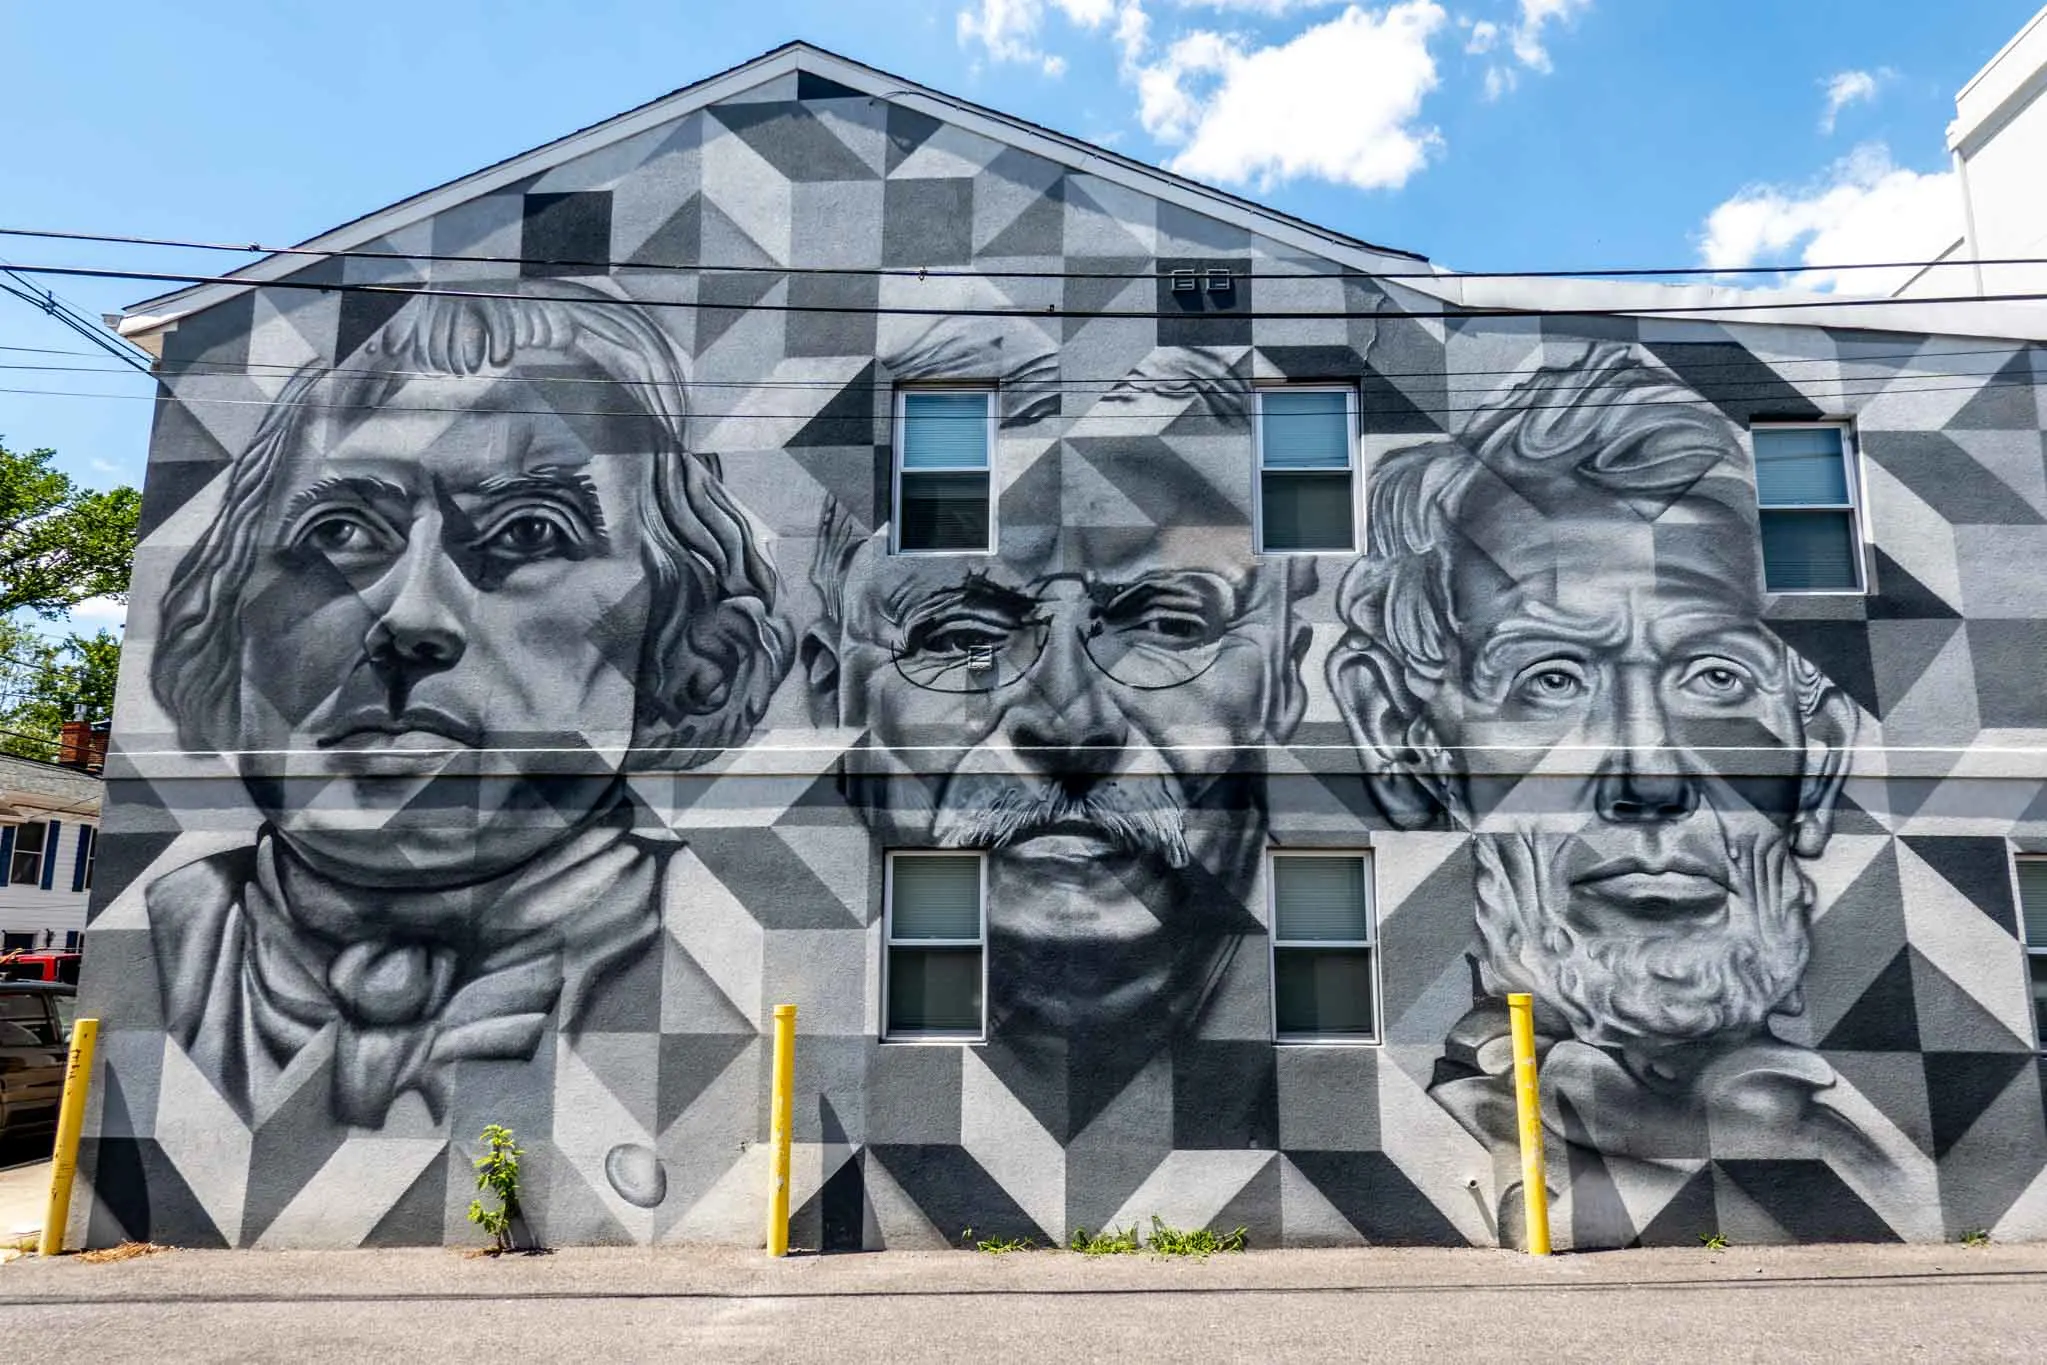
[1791,675,1857,858]
[1327,632,1445,830]
[799,625,843,729]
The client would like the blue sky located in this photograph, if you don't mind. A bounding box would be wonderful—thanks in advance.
[0,0,2036,603]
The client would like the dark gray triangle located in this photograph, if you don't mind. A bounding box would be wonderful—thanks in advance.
[625,193,701,268]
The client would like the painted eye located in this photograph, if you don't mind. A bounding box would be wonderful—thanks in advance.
[481,513,569,560]
[294,511,394,561]
[1680,659,1755,701]
[1517,662,1588,703]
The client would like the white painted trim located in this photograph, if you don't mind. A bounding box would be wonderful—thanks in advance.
[1252,384,1362,556]
[890,385,998,556]
[1751,419,1868,596]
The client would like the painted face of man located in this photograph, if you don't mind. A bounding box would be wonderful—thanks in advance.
[1423,481,1848,1050]
[812,357,1306,1033]
[233,367,655,886]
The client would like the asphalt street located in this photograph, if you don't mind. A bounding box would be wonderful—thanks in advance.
[4,1241,2045,1362]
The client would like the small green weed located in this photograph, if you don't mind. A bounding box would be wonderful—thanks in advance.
[1069,1224,1144,1256]
[467,1124,523,1254]
[1961,1228,1992,1249]
[1144,1215,1247,1258]
[1698,1232,1729,1251]
[960,1228,1035,1254]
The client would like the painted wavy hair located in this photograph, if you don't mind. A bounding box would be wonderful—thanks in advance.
[150,280,792,765]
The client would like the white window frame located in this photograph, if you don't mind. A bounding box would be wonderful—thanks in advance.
[79,824,96,893]
[9,820,47,887]
[1749,420,1868,596]
[1252,384,1362,556]
[891,385,998,556]
[2012,853,2047,1054]
[881,849,989,1043]
[1268,849,1383,1045]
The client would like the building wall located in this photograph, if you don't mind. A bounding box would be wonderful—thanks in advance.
[1949,5,2047,298]
[76,67,2047,1251]
[1,818,97,948]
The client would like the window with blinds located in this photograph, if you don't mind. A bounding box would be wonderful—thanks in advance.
[1269,852,1379,1041]
[2015,856,2047,1051]
[1752,425,1863,592]
[894,388,995,553]
[8,821,47,887]
[885,852,986,1039]
[1256,387,1358,553]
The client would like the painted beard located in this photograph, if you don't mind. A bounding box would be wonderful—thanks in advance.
[1469,825,1813,1050]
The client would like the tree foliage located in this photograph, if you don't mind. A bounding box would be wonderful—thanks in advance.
[0,622,120,762]
[1,438,140,619]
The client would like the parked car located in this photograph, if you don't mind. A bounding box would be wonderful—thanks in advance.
[0,980,75,1148]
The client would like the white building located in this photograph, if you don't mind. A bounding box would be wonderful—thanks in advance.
[0,751,101,953]
[1896,4,2047,299]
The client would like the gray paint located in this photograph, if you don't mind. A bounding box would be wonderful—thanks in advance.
[75,53,2047,1251]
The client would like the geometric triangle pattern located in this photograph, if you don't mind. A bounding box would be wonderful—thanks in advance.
[77,45,2047,1253]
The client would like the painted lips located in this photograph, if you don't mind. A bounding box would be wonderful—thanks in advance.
[1573,858,1731,918]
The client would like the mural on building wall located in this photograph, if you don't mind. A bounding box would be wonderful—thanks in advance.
[77,61,2047,1253]
[142,283,790,1136]
[1328,346,1934,1245]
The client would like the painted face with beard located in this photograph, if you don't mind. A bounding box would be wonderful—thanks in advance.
[815,537,1306,1039]
[1342,459,1855,1056]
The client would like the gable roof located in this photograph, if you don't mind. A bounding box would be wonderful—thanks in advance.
[114,40,2047,345]
[118,40,1426,332]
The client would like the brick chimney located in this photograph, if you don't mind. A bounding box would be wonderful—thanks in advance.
[58,719,108,774]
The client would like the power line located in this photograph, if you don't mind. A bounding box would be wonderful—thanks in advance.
[4,222,2043,284]
[5,338,2030,390]
[0,373,2032,425]
[0,266,155,372]
[15,261,2047,323]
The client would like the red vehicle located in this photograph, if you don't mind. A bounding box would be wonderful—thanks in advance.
[0,950,81,985]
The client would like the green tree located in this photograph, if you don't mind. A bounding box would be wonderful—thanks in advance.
[0,438,140,619]
[0,623,119,762]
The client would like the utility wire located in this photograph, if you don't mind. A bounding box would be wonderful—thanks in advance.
[15,261,2047,323]
[0,373,2032,424]
[5,338,2029,389]
[2,223,2041,284]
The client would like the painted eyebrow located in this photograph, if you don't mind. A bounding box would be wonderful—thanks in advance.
[280,475,411,523]
[885,572,1040,629]
[1470,605,1632,693]
[467,469,608,539]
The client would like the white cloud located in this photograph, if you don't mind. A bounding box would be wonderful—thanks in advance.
[1132,2,1448,190]
[957,0,1119,73]
[1819,67,1888,134]
[1697,143,1961,293]
[1472,0,1588,99]
[63,596,127,629]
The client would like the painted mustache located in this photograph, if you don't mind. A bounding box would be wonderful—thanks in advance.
[932,780,1191,868]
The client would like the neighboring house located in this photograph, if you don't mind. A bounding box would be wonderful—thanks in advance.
[1895,3,2047,300]
[73,41,2047,1254]
[0,746,102,953]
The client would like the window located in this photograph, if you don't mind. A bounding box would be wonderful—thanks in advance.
[1270,852,1379,1042]
[894,388,994,553]
[0,990,58,1048]
[2016,856,2047,1050]
[1752,424,1863,592]
[884,852,985,1039]
[8,822,47,886]
[73,824,95,894]
[1256,387,1358,553]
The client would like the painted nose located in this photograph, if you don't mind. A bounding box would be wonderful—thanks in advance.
[1004,626,1130,790]
[365,535,468,693]
[1591,667,1696,825]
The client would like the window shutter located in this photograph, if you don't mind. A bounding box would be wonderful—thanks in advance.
[901,392,990,469]
[2017,859,2047,948]
[40,820,60,890]
[891,856,982,940]
[1273,856,1370,941]
[0,827,13,885]
[1260,391,1351,469]
[72,826,94,894]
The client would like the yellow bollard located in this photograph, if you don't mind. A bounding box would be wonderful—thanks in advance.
[766,1003,796,1257]
[40,1016,99,1258]
[1506,993,1552,1257]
